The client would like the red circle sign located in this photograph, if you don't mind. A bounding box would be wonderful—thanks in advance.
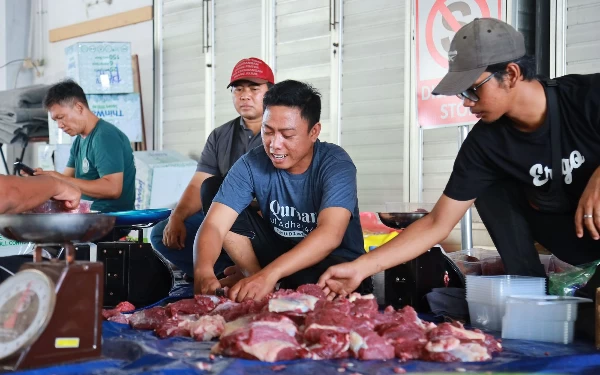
[425,0,491,69]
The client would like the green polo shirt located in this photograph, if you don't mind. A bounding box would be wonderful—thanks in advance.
[67,119,135,213]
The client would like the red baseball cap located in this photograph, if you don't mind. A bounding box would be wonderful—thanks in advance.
[227,57,275,88]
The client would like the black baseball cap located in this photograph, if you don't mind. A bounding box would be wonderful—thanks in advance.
[432,18,526,96]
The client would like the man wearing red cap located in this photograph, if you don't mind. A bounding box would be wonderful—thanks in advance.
[318,18,600,339]
[151,57,275,280]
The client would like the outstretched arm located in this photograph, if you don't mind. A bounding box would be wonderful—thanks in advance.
[0,175,81,214]
[318,195,474,299]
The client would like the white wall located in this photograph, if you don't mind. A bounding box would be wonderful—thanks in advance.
[0,0,7,91]
[0,0,33,91]
[565,0,600,74]
[34,0,154,147]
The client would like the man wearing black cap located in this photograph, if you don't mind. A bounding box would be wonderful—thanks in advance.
[150,57,275,280]
[318,18,600,336]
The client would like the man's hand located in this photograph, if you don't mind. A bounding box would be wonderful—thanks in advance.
[228,271,278,302]
[163,216,186,249]
[19,167,43,177]
[34,170,64,179]
[575,167,600,240]
[218,265,246,288]
[52,179,81,210]
[317,260,366,301]
[194,273,221,295]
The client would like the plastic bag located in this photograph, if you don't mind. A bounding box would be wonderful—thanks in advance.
[26,199,93,213]
[548,259,600,296]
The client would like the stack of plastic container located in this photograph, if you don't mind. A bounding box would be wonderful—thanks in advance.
[502,295,592,344]
[466,275,546,331]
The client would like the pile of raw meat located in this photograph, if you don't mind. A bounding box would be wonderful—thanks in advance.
[102,284,501,363]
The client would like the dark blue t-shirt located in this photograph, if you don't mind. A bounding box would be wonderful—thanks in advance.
[213,140,365,261]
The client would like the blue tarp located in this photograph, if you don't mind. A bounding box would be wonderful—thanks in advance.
[12,285,600,375]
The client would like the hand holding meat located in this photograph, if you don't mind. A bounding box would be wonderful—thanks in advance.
[218,265,245,288]
[228,270,277,302]
[51,179,81,210]
[195,274,222,295]
[318,260,365,300]
[575,166,600,240]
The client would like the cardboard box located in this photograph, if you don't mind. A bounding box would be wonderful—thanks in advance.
[65,42,134,94]
[87,93,142,142]
[134,150,197,210]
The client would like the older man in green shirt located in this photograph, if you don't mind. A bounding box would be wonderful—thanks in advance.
[35,80,135,213]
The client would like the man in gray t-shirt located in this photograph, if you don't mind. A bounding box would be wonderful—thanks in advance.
[150,58,274,277]
[194,80,372,302]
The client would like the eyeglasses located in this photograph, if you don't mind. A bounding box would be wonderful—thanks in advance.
[457,72,497,102]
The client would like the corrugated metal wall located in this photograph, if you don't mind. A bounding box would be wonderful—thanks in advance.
[565,0,600,74]
[161,0,206,159]
[275,0,332,142]
[214,0,262,127]
[341,0,406,212]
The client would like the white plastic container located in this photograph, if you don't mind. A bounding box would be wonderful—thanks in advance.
[504,295,591,321]
[501,318,576,344]
[466,301,504,331]
[501,296,592,344]
[466,275,546,331]
[466,275,546,304]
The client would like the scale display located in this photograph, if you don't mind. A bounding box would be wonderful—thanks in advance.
[0,270,56,360]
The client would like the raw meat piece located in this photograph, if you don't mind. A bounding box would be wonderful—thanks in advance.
[373,305,434,332]
[102,309,121,320]
[428,323,486,341]
[155,317,195,338]
[107,313,130,325]
[214,315,303,362]
[394,340,427,361]
[268,292,319,314]
[296,284,326,299]
[348,293,378,318]
[209,299,268,322]
[188,315,226,341]
[314,298,352,315]
[348,329,395,360]
[422,339,490,362]
[209,301,248,322]
[114,301,136,312]
[304,330,350,360]
[124,283,502,364]
[129,306,168,330]
[101,301,136,320]
[165,297,218,318]
[304,309,356,342]
[194,295,222,310]
[421,323,499,362]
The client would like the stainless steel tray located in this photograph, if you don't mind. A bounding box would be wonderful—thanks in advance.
[0,213,116,243]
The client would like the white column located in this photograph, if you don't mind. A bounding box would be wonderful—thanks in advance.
[153,0,163,150]
[329,0,341,145]
[261,0,275,70]
[204,0,215,140]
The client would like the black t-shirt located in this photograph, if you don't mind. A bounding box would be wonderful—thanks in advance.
[444,73,600,212]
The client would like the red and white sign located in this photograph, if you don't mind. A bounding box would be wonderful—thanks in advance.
[416,0,502,128]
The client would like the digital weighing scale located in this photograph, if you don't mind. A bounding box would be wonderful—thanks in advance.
[0,213,115,370]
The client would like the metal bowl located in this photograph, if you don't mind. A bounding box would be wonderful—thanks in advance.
[378,212,429,229]
[0,213,116,244]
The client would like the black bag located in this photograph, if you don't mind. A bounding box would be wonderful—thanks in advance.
[98,241,174,308]
[378,246,465,312]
